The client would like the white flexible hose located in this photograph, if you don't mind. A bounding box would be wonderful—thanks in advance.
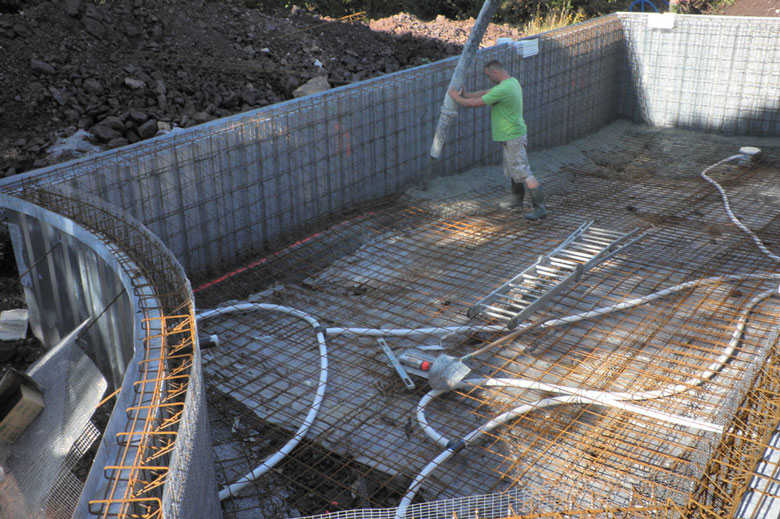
[327,273,780,341]
[324,324,506,338]
[400,386,723,518]
[401,288,776,518]
[196,303,329,501]
[399,395,577,517]
[415,288,773,470]
[700,154,780,263]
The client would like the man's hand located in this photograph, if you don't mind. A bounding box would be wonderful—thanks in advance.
[448,86,485,108]
[447,87,463,101]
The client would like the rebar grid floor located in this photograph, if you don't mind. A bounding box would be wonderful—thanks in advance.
[196,120,780,519]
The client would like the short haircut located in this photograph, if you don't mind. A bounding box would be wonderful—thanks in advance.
[484,60,504,71]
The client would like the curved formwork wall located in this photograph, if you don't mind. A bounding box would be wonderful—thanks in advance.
[0,187,219,518]
[0,12,779,519]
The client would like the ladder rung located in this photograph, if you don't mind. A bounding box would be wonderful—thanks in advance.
[549,262,579,272]
[588,228,623,239]
[535,264,565,275]
[508,281,553,292]
[485,307,519,319]
[547,259,577,269]
[502,303,530,313]
[582,232,614,242]
[497,299,534,311]
[508,296,537,307]
[549,257,577,267]
[557,250,593,262]
[496,293,532,306]
[569,242,604,253]
[520,286,548,296]
[581,236,612,246]
[564,243,601,255]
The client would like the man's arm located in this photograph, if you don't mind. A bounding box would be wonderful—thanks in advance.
[462,89,490,98]
[448,87,486,107]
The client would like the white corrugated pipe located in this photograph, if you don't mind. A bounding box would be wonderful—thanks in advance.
[398,283,780,519]
[196,303,329,501]
[700,149,778,263]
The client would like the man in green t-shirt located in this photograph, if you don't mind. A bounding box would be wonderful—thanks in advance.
[448,60,546,220]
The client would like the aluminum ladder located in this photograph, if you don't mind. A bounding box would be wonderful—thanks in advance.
[468,221,645,329]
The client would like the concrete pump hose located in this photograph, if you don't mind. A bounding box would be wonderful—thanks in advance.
[429,0,499,159]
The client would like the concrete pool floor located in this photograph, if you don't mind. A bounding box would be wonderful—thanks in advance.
[196,120,780,518]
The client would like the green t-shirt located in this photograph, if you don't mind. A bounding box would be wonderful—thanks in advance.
[481,77,527,142]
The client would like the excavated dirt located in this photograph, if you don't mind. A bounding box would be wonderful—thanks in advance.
[0,0,520,177]
[719,0,780,16]
[0,0,776,174]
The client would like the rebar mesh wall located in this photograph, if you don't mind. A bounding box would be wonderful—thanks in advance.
[0,16,624,278]
[618,14,780,135]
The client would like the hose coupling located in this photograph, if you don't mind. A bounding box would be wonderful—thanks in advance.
[446,439,466,452]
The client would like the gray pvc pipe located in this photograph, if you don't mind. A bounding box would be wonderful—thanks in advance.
[429,0,500,158]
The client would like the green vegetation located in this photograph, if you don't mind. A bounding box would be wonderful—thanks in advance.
[521,2,587,35]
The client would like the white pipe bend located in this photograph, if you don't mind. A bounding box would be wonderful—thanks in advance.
[700,154,780,264]
[196,303,329,501]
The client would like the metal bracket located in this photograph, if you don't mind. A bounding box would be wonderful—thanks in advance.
[377,338,415,390]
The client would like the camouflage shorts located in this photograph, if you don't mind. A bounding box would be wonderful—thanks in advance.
[502,135,533,183]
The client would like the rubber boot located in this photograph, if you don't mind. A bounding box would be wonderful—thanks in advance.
[524,186,547,220]
[499,180,525,209]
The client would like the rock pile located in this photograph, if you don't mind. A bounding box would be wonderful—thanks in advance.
[0,0,519,176]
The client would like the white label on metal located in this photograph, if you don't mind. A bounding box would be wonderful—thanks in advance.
[517,39,539,58]
[647,13,675,29]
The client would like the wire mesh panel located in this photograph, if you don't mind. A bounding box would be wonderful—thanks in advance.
[618,14,780,135]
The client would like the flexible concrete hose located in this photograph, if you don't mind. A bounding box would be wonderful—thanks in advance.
[196,303,328,501]
[400,286,778,519]
[325,324,506,338]
[325,273,776,341]
[429,0,499,158]
[700,152,780,263]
